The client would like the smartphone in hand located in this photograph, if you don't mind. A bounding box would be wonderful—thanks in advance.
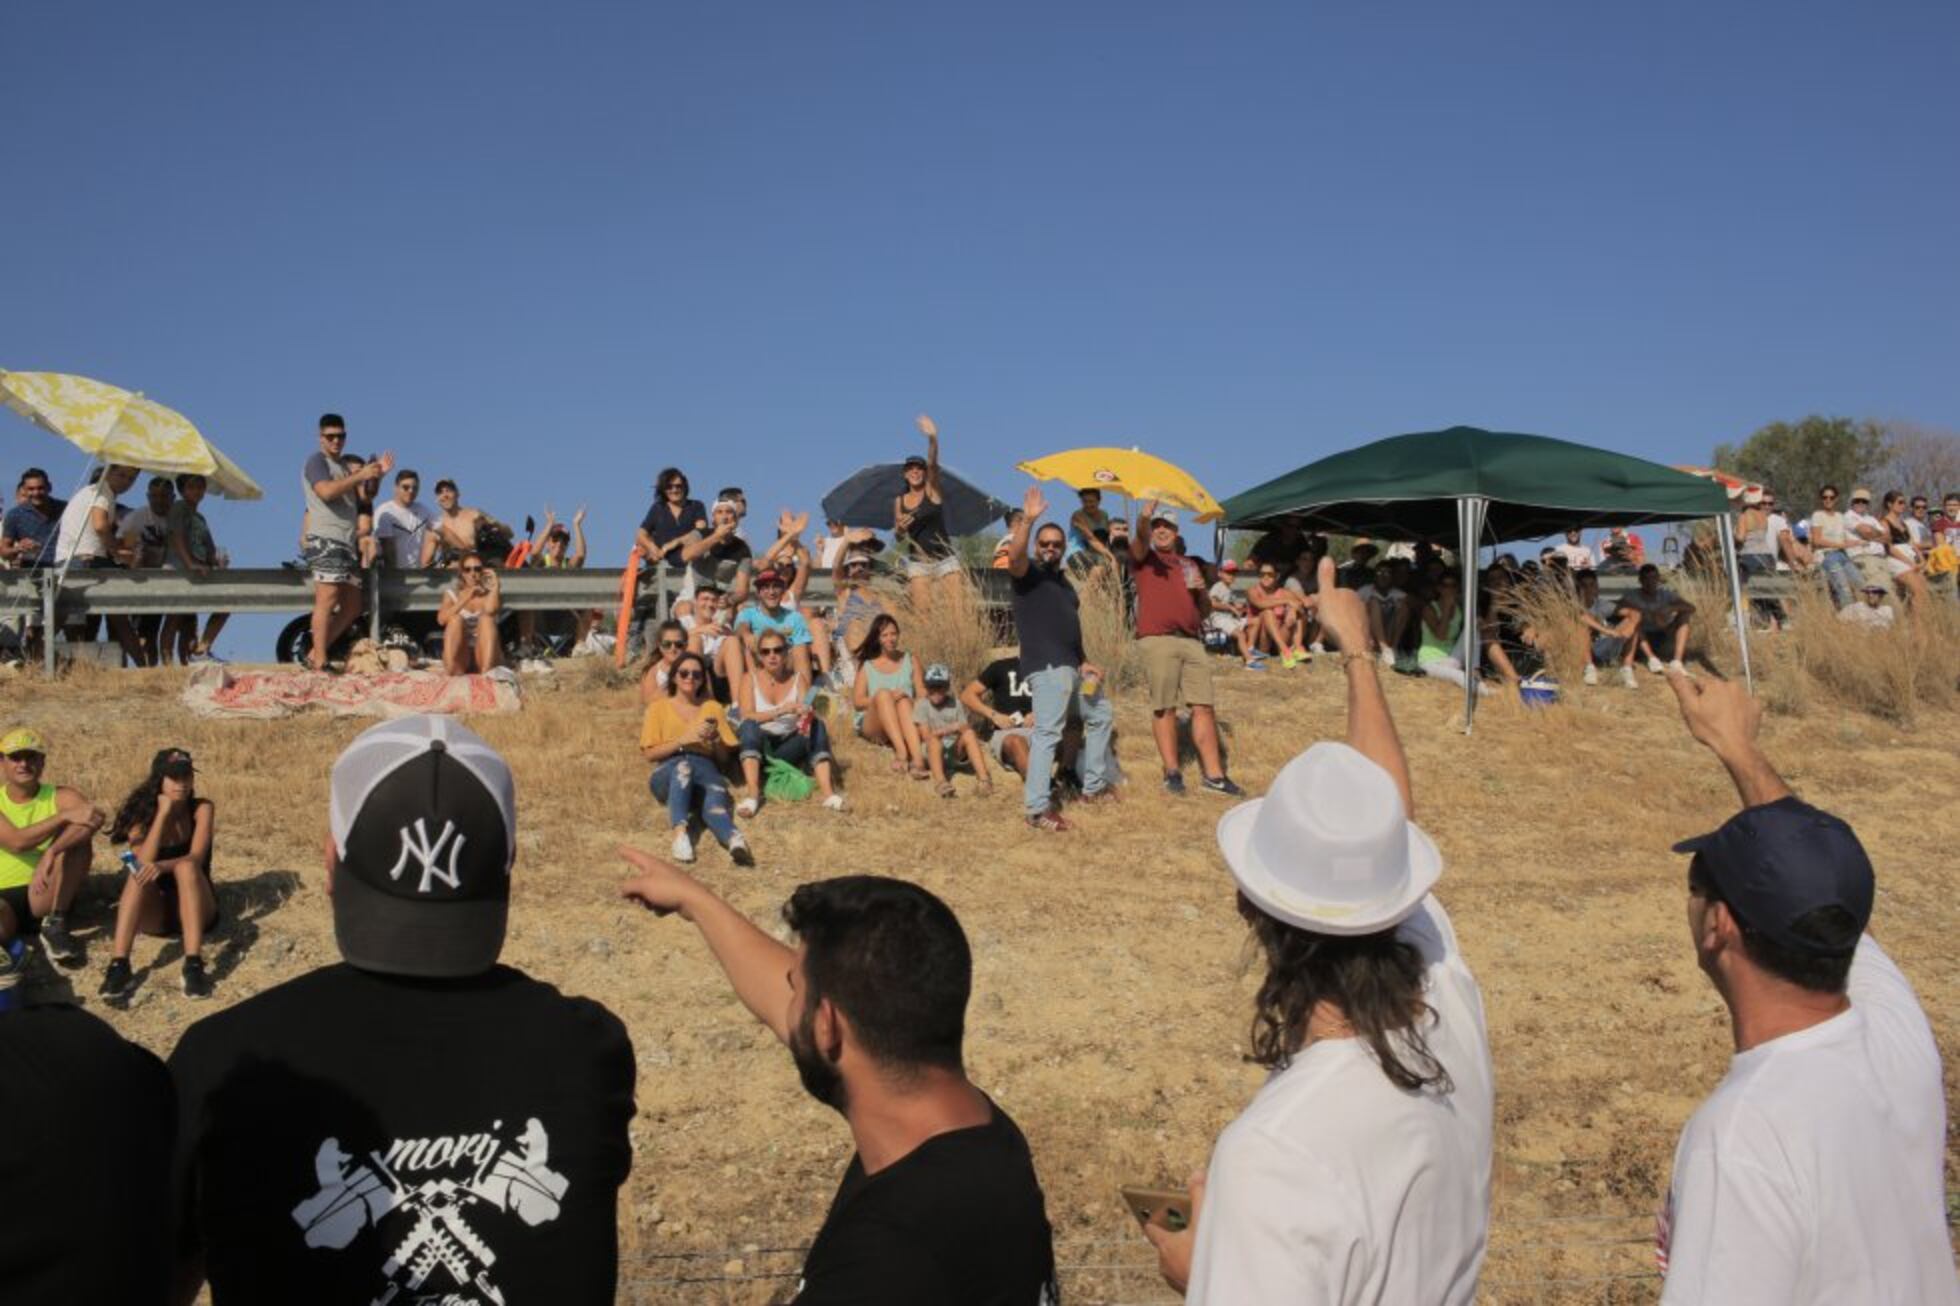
[1120,1185,1191,1233]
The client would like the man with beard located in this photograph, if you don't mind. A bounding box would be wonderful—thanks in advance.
[617,852,1059,1306]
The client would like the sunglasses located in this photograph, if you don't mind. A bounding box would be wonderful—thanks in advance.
[659,639,685,650]
[460,565,483,574]
[674,669,705,681]
[759,646,787,656]
[5,751,45,764]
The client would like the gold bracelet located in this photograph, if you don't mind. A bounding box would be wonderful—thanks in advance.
[1338,650,1373,671]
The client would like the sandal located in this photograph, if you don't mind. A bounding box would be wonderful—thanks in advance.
[908,764,931,781]
[936,781,956,799]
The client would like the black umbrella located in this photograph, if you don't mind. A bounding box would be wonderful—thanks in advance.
[821,463,1009,535]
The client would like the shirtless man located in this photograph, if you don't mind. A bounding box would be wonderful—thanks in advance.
[433,479,490,559]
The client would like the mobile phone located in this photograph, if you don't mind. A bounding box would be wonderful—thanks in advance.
[1119,1185,1191,1233]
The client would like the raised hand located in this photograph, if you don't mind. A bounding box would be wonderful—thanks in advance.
[1666,669,1760,759]
[916,413,938,440]
[573,506,587,525]
[1023,484,1048,522]
[1312,556,1368,652]
[618,844,702,917]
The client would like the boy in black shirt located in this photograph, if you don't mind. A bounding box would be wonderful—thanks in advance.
[168,716,636,1305]
[619,850,1059,1305]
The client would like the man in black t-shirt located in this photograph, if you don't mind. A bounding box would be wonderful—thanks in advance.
[619,853,1059,1306]
[169,716,636,1306]
[1005,485,1118,832]
[962,653,1088,788]
[0,1004,175,1305]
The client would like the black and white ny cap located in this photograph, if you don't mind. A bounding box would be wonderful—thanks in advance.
[328,714,516,978]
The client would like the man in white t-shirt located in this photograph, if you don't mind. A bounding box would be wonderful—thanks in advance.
[370,469,441,569]
[1842,488,1889,589]
[1552,527,1594,571]
[1142,557,1493,1305]
[52,464,147,662]
[1655,671,1955,1305]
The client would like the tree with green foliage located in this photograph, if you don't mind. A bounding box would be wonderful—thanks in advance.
[1713,417,1890,501]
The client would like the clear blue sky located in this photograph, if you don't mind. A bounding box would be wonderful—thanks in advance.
[4,2,1955,653]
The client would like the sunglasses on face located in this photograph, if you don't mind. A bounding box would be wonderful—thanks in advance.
[760,646,787,656]
[674,669,705,681]
[321,431,347,441]
[659,639,684,650]
[5,751,45,765]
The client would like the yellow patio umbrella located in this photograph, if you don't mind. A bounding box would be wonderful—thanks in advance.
[1015,446,1224,522]
[0,369,263,499]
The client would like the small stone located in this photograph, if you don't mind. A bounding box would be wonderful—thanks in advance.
[723,1258,746,1276]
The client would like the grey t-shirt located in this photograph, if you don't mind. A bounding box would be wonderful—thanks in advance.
[302,451,359,546]
[912,694,966,735]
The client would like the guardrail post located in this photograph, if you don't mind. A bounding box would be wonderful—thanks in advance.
[368,565,382,645]
[42,571,57,679]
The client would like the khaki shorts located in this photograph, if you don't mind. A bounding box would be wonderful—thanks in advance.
[1138,635,1213,712]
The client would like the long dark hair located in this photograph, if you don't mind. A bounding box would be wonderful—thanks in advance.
[665,651,711,699]
[853,614,901,666]
[111,756,199,846]
[1238,893,1451,1093]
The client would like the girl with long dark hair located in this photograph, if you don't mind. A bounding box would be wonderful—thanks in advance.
[639,651,751,866]
[850,613,927,777]
[100,748,217,999]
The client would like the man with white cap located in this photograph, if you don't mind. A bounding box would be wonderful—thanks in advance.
[167,715,636,1305]
[1142,556,1493,1303]
[1653,671,1955,1303]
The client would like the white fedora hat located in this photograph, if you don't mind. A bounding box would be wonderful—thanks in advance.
[1216,742,1442,935]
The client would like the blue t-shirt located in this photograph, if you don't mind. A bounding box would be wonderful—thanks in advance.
[733,605,812,647]
[2,503,59,565]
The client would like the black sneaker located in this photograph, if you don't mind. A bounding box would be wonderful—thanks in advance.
[39,914,82,966]
[182,955,213,1000]
[1201,775,1246,797]
[1162,771,1187,797]
[101,957,133,997]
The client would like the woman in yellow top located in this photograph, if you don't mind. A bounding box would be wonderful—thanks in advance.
[639,651,752,867]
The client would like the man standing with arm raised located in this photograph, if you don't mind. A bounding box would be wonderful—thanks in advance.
[1004,484,1117,832]
[617,853,1059,1305]
[301,415,391,672]
[1653,670,1955,1304]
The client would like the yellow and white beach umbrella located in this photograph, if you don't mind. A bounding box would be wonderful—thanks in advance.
[0,369,263,499]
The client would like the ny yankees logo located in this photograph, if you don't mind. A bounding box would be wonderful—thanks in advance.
[387,818,465,893]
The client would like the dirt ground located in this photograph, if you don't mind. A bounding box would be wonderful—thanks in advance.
[5,656,1955,1304]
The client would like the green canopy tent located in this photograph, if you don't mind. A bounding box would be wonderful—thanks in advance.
[1221,426,1747,732]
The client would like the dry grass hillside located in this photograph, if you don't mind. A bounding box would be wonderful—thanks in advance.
[4,651,1955,1304]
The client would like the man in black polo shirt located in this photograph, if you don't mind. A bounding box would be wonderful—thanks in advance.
[168,716,636,1305]
[619,851,1059,1305]
[1006,485,1117,832]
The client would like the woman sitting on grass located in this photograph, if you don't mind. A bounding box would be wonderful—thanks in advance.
[851,613,929,778]
[1246,562,1312,666]
[735,633,845,815]
[638,619,690,704]
[639,651,752,866]
[100,748,216,1001]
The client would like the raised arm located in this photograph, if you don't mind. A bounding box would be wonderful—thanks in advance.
[1006,485,1044,578]
[1665,670,1792,809]
[568,508,588,567]
[1127,500,1153,563]
[620,846,797,1042]
[916,414,942,497]
[1312,557,1414,817]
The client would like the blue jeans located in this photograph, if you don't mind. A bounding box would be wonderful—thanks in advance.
[1817,550,1858,607]
[737,717,833,768]
[649,755,736,844]
[1024,666,1115,817]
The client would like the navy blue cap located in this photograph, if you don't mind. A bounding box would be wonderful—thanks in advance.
[1673,797,1872,955]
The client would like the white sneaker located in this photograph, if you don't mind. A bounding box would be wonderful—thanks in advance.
[1582,664,1598,686]
[735,797,759,818]
[1668,659,1689,676]
[1379,649,1395,668]
[822,794,846,812]
[1646,655,1664,674]
[1310,641,1327,655]
[1620,666,1638,688]
[670,829,695,863]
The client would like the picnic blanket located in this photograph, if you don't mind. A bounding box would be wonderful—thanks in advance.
[182,663,522,720]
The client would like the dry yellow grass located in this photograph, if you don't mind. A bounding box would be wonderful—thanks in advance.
[4,651,1956,1304]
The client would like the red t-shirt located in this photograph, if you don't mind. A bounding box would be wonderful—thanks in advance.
[1128,549,1203,638]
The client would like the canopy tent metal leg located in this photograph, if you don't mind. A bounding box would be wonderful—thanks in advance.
[1457,496,1488,735]
[1716,515,1754,693]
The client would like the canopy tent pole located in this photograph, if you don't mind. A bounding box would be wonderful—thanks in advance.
[1457,496,1488,734]
[1716,514,1754,693]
